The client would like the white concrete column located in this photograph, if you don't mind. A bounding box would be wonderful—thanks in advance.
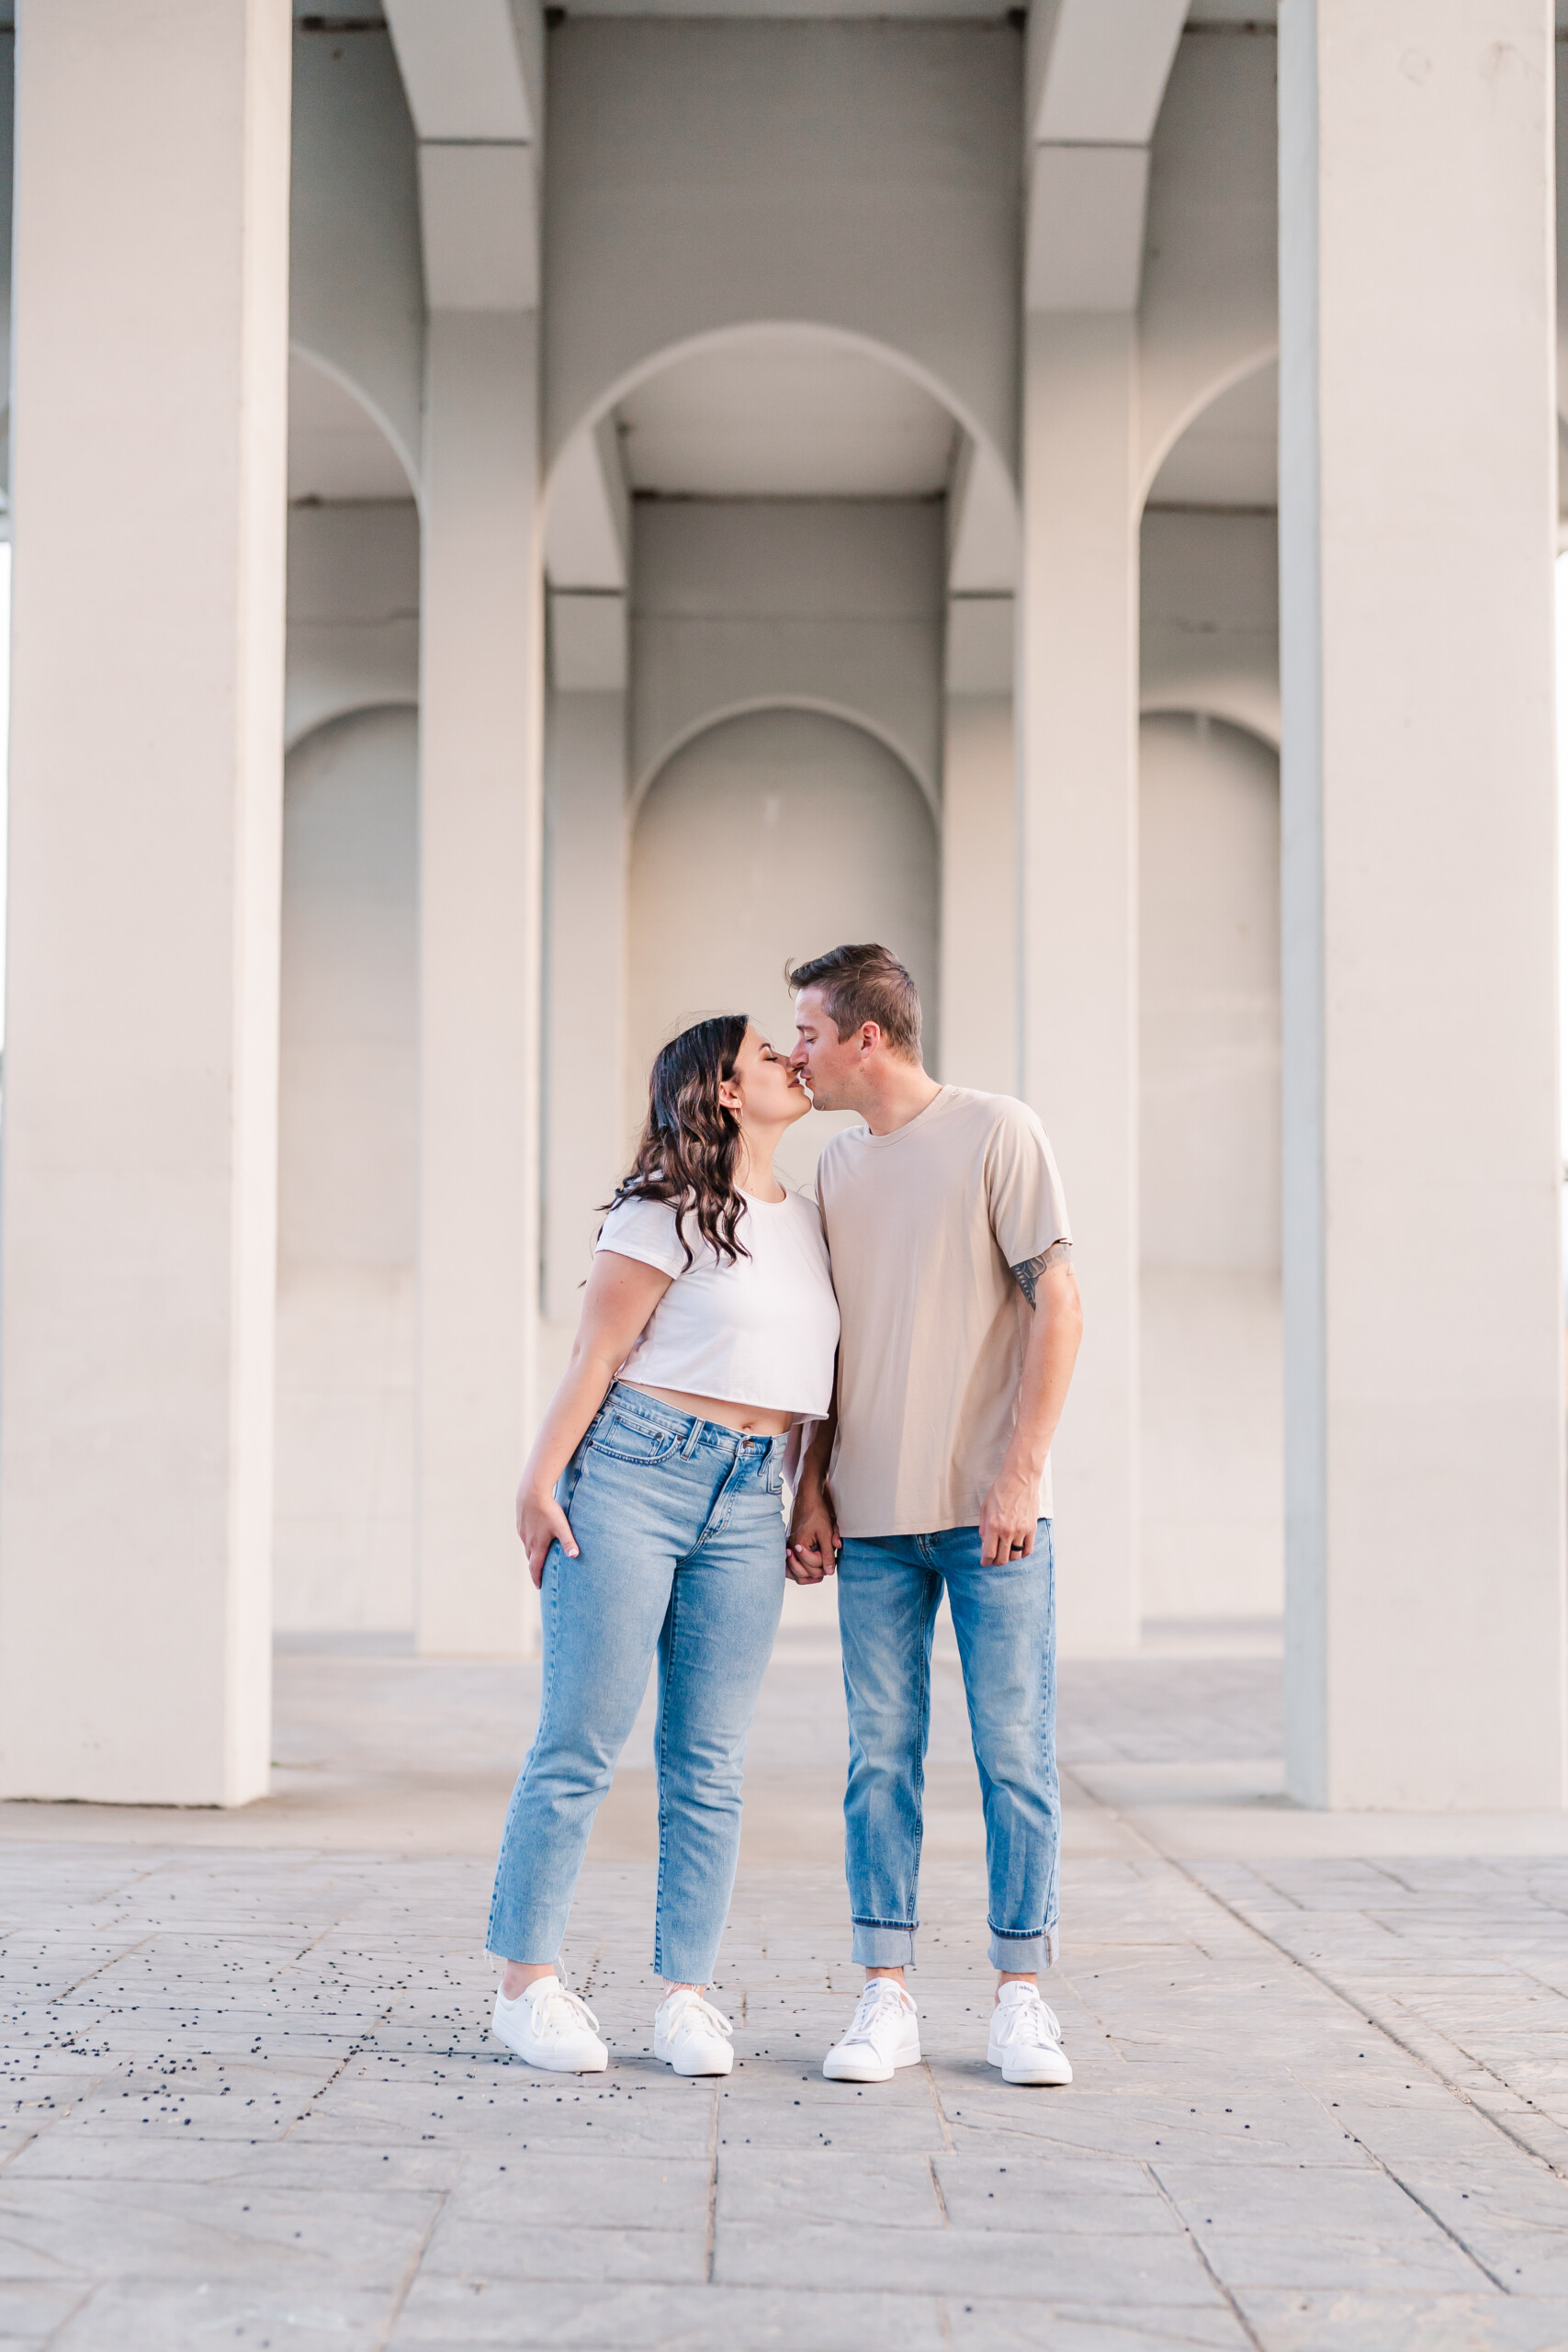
[1280,0,1566,1807]
[542,688,628,1347]
[0,0,291,1803]
[417,311,544,1657]
[1017,312,1140,1655]
[941,695,1017,1097]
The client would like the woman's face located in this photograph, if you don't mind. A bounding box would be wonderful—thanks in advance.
[722,1023,811,1129]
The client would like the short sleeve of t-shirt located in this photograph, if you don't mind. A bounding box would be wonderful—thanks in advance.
[595,1193,690,1277]
[983,1099,1072,1272]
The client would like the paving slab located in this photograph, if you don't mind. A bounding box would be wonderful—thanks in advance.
[4,1638,1568,2349]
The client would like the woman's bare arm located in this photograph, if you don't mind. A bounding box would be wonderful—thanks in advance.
[515,1250,673,1587]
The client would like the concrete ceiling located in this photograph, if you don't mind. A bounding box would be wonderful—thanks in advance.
[615,334,956,499]
[288,352,414,503]
[1146,361,1277,511]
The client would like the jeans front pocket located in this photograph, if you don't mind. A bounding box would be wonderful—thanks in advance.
[590,1410,682,1467]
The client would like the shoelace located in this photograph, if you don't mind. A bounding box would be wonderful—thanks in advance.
[1003,1994,1064,2048]
[664,1992,733,2045]
[532,1981,601,2040]
[844,1981,911,2045]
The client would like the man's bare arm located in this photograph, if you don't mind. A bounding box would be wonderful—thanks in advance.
[1009,1237,1074,1307]
[976,1251,1082,1566]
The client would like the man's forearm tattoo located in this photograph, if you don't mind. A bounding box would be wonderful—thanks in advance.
[1010,1238,1073,1306]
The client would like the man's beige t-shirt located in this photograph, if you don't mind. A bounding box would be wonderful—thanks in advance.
[815,1086,1071,1539]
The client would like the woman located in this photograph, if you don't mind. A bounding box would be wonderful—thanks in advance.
[487,1014,839,2078]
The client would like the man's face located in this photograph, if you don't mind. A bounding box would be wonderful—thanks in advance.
[790,986,863,1112]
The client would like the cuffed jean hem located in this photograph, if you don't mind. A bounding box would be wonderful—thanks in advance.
[988,1925,1059,1972]
[852,1920,918,1969]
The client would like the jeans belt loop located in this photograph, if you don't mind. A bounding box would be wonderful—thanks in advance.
[679,1415,704,1459]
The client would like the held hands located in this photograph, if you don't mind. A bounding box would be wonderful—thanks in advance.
[977,1463,1040,1566]
[515,1478,578,1590]
[786,1484,841,1585]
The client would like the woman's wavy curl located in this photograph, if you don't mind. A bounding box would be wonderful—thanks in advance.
[606,1014,752,1271]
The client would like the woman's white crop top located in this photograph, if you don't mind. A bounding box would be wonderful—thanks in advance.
[595,1188,840,1419]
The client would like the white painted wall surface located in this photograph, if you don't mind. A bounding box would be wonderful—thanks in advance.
[290,21,424,491]
[627,708,938,1198]
[1141,509,1280,748]
[1140,26,1278,491]
[631,498,944,809]
[275,708,418,1634]
[418,311,544,1659]
[1280,0,1565,1809]
[0,0,291,1804]
[286,501,419,751]
[541,18,1021,471]
[1140,713,1282,1621]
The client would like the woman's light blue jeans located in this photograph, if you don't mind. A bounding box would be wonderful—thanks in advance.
[486,1385,787,1986]
[836,1522,1060,1973]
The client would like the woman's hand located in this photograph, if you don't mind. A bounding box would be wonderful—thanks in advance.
[786,1483,840,1584]
[510,1250,672,1590]
[516,1479,579,1589]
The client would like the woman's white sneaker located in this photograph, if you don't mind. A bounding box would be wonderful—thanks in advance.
[822,1979,921,2082]
[492,1976,608,2074]
[987,1983,1072,2086]
[654,1987,735,2075]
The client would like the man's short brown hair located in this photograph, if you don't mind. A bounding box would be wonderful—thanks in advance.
[786,943,923,1062]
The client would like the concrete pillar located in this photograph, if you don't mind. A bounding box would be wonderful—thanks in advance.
[418,312,544,1657]
[0,0,291,1803]
[1017,312,1140,1656]
[1280,0,1566,1807]
[542,687,628,1339]
[941,695,1017,1097]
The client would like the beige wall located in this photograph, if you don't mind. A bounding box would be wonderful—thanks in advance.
[1140,712,1282,1623]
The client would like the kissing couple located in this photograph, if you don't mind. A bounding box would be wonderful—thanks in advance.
[485,942,1082,2089]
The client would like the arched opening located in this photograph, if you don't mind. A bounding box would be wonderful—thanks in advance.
[1137,353,1283,1637]
[286,349,420,756]
[273,696,419,1637]
[627,707,938,1194]
[1142,356,1280,750]
[1140,712,1281,1629]
[274,342,424,1638]
[541,322,1002,1337]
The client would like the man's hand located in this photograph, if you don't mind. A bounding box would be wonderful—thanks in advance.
[787,1483,840,1584]
[977,1465,1041,1566]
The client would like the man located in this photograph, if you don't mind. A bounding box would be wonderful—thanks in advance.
[786,943,1082,2088]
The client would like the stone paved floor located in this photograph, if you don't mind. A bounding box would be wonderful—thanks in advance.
[3,1622,1568,2350]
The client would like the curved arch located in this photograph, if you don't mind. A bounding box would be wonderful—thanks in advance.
[546,319,1016,523]
[1140,691,1280,756]
[632,694,939,822]
[289,340,422,507]
[1137,345,1278,514]
[285,693,418,763]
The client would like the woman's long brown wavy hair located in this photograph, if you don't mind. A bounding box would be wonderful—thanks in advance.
[606,1014,751,1271]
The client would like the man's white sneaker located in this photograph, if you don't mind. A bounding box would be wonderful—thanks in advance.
[987,1983,1072,2086]
[492,1976,608,2074]
[822,1979,921,2082]
[654,1987,735,2076]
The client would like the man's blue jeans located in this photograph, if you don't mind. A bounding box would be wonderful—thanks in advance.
[486,1385,786,1986]
[836,1522,1060,1973]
